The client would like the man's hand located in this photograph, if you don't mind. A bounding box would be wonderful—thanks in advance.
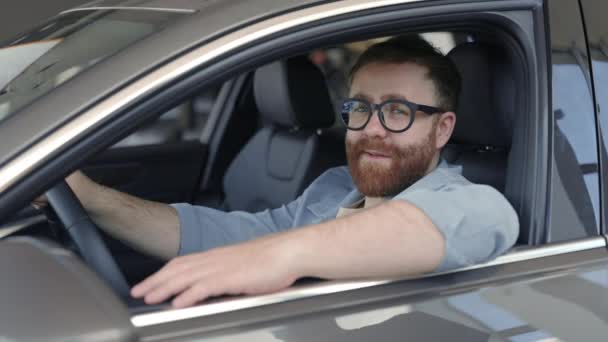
[33,170,180,259]
[131,233,301,308]
[32,171,93,209]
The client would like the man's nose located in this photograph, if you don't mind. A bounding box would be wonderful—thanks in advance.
[363,110,388,137]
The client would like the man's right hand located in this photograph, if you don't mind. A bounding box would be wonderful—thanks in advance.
[32,171,94,210]
[33,169,180,260]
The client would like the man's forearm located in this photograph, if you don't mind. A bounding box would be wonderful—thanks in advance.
[130,199,446,308]
[78,180,180,260]
[289,200,445,279]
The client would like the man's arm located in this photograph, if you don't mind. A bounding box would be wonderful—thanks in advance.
[67,172,180,259]
[295,200,444,278]
[131,199,445,308]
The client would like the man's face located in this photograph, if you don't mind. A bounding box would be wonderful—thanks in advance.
[346,62,442,197]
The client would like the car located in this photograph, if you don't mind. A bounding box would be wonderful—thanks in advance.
[0,0,607,341]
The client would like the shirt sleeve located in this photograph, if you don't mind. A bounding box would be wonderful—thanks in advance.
[393,183,519,272]
[171,196,302,256]
[171,166,353,256]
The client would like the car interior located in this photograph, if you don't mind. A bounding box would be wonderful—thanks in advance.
[3,29,536,299]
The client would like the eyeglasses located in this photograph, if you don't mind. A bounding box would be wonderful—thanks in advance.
[340,98,444,133]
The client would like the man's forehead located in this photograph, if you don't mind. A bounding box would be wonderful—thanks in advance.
[353,61,430,78]
[349,62,435,102]
[350,92,413,102]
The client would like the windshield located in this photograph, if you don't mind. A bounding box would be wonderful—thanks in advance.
[0,9,187,123]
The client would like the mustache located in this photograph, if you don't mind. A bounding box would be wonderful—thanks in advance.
[349,137,397,156]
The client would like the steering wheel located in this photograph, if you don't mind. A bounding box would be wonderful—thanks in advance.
[45,181,131,297]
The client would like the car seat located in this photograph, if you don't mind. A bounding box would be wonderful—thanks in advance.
[222,56,344,212]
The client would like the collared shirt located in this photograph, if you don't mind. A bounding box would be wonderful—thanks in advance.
[336,195,386,218]
[172,161,519,272]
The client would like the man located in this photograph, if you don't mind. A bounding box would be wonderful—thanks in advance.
[52,36,519,308]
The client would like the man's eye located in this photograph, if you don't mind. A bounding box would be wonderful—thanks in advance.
[385,105,408,115]
[354,105,368,112]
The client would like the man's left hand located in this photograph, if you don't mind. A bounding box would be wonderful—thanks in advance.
[131,234,300,308]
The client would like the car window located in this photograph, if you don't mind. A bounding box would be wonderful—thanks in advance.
[547,0,601,241]
[580,0,608,234]
[113,86,221,147]
[0,9,188,123]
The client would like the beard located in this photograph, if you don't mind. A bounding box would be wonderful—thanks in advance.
[346,129,437,197]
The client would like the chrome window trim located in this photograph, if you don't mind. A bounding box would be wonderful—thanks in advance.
[60,7,197,14]
[131,236,607,327]
[0,0,424,194]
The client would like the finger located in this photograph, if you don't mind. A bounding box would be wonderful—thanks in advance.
[132,253,210,297]
[172,282,218,308]
[32,196,48,209]
[172,271,245,309]
[131,259,195,298]
[143,269,209,305]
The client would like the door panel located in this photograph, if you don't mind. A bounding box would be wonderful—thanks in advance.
[84,142,208,204]
[82,86,220,204]
[136,244,608,341]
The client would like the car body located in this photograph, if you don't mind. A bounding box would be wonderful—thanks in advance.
[0,0,607,341]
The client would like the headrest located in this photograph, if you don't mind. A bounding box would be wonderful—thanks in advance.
[447,43,513,147]
[254,56,335,129]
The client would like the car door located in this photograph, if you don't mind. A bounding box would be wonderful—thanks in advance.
[125,0,608,340]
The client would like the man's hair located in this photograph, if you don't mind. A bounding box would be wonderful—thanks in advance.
[349,35,461,113]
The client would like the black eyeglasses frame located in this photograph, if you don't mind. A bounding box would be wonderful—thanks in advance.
[340,98,444,133]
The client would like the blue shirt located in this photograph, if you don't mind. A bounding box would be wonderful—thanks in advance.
[172,161,519,272]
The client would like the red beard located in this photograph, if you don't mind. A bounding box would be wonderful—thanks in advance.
[346,131,437,197]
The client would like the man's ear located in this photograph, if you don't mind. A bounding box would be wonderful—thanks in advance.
[435,111,456,149]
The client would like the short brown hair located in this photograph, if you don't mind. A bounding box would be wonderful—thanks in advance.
[350,35,461,112]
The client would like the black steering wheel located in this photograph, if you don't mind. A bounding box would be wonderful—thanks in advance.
[45,181,131,297]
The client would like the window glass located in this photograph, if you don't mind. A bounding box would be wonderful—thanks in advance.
[114,87,220,147]
[580,0,608,234]
[0,9,188,122]
[547,0,600,241]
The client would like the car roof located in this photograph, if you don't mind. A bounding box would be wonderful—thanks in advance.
[70,0,314,12]
[0,0,339,167]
